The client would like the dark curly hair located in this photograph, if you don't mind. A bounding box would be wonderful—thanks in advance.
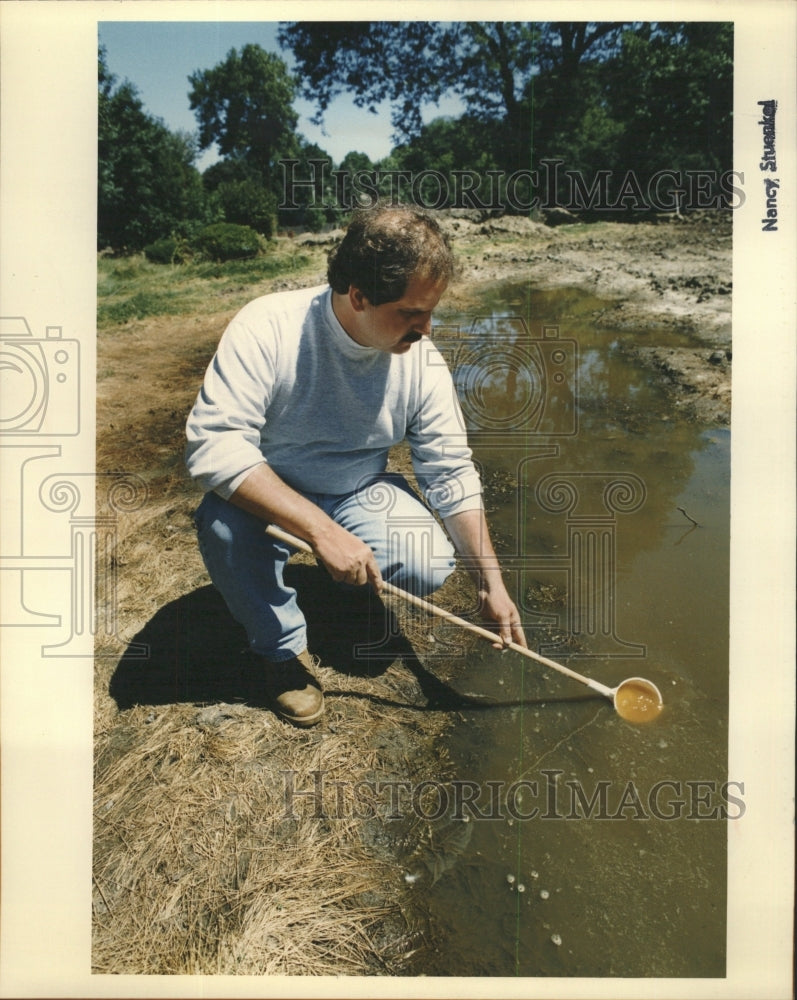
[327,205,455,305]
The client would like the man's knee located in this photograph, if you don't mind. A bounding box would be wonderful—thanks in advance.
[194,491,285,566]
[381,521,456,596]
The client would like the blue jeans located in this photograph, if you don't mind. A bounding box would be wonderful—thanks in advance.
[193,474,456,661]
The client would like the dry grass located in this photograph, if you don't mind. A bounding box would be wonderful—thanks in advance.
[93,698,429,975]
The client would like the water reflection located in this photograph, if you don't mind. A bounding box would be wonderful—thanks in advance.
[412,283,730,977]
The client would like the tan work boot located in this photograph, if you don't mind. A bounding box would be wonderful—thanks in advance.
[265,650,324,726]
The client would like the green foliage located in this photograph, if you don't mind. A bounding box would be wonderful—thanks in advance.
[280,21,734,208]
[98,290,180,325]
[527,58,621,175]
[98,47,206,250]
[608,23,733,177]
[188,45,338,232]
[143,237,192,265]
[527,22,734,208]
[278,22,623,157]
[188,45,298,170]
[275,139,341,231]
[97,248,315,328]
[300,205,329,233]
[194,222,262,262]
[201,156,259,192]
[189,253,310,282]
[391,116,503,204]
[278,22,529,143]
[211,179,278,237]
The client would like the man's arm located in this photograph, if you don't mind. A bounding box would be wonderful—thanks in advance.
[443,507,528,649]
[230,463,383,590]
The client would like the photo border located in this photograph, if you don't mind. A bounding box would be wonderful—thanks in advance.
[1,2,794,997]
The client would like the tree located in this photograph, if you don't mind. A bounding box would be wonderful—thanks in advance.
[523,54,624,177]
[98,47,205,250]
[278,22,634,176]
[280,22,733,214]
[212,180,278,237]
[278,22,442,138]
[534,21,627,73]
[278,21,627,164]
[389,116,502,207]
[189,45,311,232]
[188,45,298,173]
[279,22,532,144]
[276,139,340,231]
[607,23,733,177]
[200,155,278,235]
[201,155,261,192]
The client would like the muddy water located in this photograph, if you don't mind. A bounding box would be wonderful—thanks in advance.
[409,283,730,977]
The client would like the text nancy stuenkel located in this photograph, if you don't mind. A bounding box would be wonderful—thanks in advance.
[758,98,780,231]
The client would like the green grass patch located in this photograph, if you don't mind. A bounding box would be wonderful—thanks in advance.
[98,290,185,326]
[97,245,317,329]
[189,253,311,283]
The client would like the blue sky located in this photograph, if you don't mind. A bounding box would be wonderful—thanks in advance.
[99,20,464,171]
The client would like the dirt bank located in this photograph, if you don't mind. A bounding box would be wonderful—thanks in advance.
[445,211,731,337]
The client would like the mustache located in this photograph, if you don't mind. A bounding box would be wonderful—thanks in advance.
[402,331,424,343]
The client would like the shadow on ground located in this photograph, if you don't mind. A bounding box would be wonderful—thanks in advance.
[108,564,492,713]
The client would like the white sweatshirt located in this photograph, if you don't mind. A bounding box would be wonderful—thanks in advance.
[185,284,483,519]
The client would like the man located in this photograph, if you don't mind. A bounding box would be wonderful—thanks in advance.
[186,205,526,726]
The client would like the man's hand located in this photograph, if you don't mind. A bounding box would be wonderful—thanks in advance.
[478,586,528,650]
[443,506,528,650]
[230,463,383,591]
[312,521,383,591]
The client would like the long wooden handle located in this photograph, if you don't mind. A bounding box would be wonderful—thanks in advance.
[265,523,613,698]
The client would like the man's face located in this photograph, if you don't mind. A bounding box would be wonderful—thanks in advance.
[348,273,448,354]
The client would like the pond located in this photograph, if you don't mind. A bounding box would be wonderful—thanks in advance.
[406,282,730,978]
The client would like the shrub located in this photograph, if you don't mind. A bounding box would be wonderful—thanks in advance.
[213,180,277,238]
[194,223,261,262]
[143,236,191,265]
[302,205,329,234]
